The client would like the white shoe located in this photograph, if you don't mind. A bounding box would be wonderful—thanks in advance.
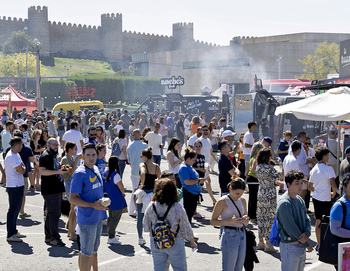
[7,234,23,242]
[138,238,146,245]
[102,220,107,226]
[133,210,138,217]
[107,237,121,245]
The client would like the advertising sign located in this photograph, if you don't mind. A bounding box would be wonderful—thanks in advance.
[340,39,350,77]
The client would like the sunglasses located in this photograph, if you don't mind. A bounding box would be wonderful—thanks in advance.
[305,143,311,145]
[90,133,97,136]
[194,145,202,148]
[202,129,209,132]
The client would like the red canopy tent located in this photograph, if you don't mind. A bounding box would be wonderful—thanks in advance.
[0,85,37,114]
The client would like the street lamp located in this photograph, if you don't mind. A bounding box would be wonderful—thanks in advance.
[33,38,41,111]
[64,65,72,78]
[277,55,283,79]
[16,60,19,89]
[24,27,29,97]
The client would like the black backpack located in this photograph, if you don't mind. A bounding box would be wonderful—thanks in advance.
[151,203,179,249]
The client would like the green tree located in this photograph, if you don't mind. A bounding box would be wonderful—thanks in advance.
[298,41,339,80]
[0,52,46,77]
[1,30,35,55]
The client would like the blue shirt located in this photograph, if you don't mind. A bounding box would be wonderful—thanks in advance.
[57,118,65,131]
[330,195,350,229]
[178,163,201,195]
[84,137,98,145]
[166,116,175,131]
[70,165,107,225]
[95,158,106,175]
[126,140,148,176]
[278,140,290,162]
[102,170,127,211]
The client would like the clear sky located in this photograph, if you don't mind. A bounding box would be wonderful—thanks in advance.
[1,0,349,46]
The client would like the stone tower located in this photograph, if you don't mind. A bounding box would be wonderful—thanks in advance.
[101,13,123,63]
[27,6,50,56]
[172,22,194,49]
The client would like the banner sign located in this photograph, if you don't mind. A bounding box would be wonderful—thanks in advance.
[160,76,185,89]
[65,87,97,99]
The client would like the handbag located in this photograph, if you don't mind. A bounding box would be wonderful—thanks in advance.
[319,200,350,265]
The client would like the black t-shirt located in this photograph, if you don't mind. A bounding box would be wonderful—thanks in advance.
[218,154,234,193]
[193,153,205,178]
[176,119,184,139]
[39,149,65,195]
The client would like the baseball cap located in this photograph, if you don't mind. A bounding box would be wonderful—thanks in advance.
[345,146,350,154]
[263,137,273,145]
[222,130,237,138]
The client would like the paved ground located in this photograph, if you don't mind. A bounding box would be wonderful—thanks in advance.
[0,147,337,271]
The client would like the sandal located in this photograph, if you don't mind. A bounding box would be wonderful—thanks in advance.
[257,242,265,250]
[264,244,279,252]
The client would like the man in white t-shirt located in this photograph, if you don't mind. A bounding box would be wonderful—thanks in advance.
[283,141,302,190]
[199,125,218,172]
[188,127,202,148]
[144,123,162,165]
[243,121,256,177]
[61,121,84,154]
[308,146,337,249]
[14,113,25,129]
[5,137,26,242]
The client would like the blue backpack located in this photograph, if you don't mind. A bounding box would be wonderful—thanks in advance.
[112,139,122,156]
[269,216,280,247]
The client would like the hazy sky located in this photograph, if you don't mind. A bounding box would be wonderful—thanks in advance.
[2,0,349,46]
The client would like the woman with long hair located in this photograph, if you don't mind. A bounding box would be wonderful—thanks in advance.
[136,147,161,245]
[178,147,205,224]
[167,138,184,188]
[246,142,264,222]
[31,129,45,188]
[159,116,168,157]
[95,143,107,175]
[211,178,249,271]
[114,129,127,178]
[39,128,49,148]
[96,125,105,144]
[102,156,127,245]
[143,178,197,270]
[61,141,82,241]
[256,148,284,252]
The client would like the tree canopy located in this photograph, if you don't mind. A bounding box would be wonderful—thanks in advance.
[298,41,339,80]
[0,52,46,77]
[1,30,36,55]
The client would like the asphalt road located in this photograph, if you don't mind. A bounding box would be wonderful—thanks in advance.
[0,148,337,271]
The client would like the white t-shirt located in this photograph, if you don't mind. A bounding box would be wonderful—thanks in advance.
[288,140,309,176]
[145,132,162,155]
[5,151,24,187]
[188,134,199,147]
[117,138,127,160]
[309,163,336,202]
[114,124,124,133]
[184,119,190,136]
[62,129,84,154]
[243,131,254,155]
[283,153,299,190]
[199,136,212,162]
[14,119,25,128]
[113,173,122,185]
[326,139,338,165]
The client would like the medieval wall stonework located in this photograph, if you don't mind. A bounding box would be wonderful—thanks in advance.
[0,6,215,64]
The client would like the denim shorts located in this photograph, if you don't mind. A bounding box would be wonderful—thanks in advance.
[64,179,72,200]
[244,154,250,161]
[79,220,103,257]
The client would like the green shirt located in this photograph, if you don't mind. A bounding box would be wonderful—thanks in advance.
[276,192,311,247]
[248,155,257,178]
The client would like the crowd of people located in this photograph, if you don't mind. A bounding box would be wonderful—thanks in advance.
[1,106,350,271]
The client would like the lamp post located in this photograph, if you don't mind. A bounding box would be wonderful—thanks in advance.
[34,38,41,111]
[277,55,283,79]
[64,65,72,78]
[16,60,20,89]
[24,27,29,97]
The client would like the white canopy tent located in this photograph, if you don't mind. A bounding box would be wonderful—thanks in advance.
[275,86,350,174]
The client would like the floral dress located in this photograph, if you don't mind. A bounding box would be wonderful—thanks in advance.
[256,163,282,240]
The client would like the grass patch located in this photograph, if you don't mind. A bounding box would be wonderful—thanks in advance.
[42,58,115,77]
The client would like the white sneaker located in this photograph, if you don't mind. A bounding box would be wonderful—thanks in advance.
[107,237,121,245]
[138,238,146,245]
[133,210,138,217]
[7,234,23,242]
[102,220,107,226]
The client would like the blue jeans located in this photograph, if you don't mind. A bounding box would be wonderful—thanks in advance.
[161,136,167,156]
[137,203,144,239]
[6,186,24,238]
[64,179,72,200]
[280,242,306,271]
[79,220,103,257]
[220,229,246,271]
[150,237,186,271]
[153,155,161,166]
[119,159,126,178]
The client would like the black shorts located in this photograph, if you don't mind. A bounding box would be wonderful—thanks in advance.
[313,198,332,220]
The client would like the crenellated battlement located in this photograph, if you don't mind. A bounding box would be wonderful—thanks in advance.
[50,21,99,30]
[101,13,122,20]
[0,16,27,23]
[123,30,170,39]
[28,5,48,12]
[173,22,193,28]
